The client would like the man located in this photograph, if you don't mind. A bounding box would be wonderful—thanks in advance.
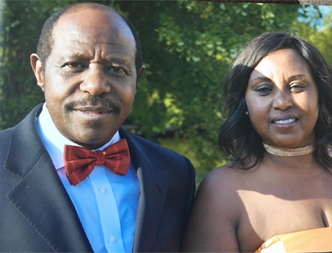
[0,3,195,252]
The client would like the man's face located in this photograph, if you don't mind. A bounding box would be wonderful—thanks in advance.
[32,8,141,149]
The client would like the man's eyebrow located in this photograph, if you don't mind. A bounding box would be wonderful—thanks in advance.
[104,56,130,65]
[57,52,89,61]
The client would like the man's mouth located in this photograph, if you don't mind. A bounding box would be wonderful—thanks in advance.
[73,106,113,114]
[71,107,113,121]
[65,97,121,114]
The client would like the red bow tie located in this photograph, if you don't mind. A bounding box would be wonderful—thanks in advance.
[63,139,130,186]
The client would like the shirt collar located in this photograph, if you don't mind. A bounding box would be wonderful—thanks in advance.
[37,103,120,169]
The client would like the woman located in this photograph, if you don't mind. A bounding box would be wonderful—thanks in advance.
[181,32,332,252]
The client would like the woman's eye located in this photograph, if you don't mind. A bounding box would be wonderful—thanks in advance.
[256,86,273,95]
[289,83,306,92]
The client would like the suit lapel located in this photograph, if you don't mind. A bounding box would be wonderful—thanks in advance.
[4,106,168,252]
[120,129,169,252]
[4,105,92,252]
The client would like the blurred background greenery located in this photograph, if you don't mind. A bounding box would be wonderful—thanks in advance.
[0,1,331,184]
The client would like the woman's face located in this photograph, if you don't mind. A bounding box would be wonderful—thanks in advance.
[245,49,319,148]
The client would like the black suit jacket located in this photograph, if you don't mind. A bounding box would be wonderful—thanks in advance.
[0,104,195,252]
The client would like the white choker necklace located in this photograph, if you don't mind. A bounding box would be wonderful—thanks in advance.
[263,143,314,157]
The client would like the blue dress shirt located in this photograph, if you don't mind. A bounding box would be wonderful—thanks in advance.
[37,103,140,252]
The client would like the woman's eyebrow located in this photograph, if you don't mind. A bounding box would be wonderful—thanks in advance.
[249,76,271,84]
[287,74,308,82]
[249,74,309,85]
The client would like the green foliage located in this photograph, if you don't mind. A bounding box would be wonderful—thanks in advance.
[295,7,332,65]
[0,0,76,129]
[0,1,322,171]
[118,1,303,170]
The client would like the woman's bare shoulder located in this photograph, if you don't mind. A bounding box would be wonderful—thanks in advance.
[194,164,251,222]
[200,163,249,192]
[181,164,248,252]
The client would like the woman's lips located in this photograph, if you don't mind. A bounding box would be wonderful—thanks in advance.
[271,114,298,129]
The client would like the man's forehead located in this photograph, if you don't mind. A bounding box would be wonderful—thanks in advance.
[57,6,124,30]
[62,3,119,18]
[52,7,135,48]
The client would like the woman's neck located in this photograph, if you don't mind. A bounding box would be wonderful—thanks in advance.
[260,142,321,174]
[263,143,314,157]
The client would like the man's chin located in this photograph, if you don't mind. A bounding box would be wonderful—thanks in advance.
[71,138,112,150]
[67,128,117,150]
[61,112,123,148]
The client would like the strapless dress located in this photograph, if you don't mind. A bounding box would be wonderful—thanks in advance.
[255,227,332,252]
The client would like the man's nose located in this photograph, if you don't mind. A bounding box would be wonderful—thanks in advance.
[272,89,293,111]
[80,66,111,96]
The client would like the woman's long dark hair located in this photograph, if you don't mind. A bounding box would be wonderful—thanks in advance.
[219,32,332,169]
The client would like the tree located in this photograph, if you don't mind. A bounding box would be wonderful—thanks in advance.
[0,0,75,129]
[116,1,308,169]
[294,6,332,65]
[0,1,318,170]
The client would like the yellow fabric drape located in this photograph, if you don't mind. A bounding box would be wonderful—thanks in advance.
[255,227,332,253]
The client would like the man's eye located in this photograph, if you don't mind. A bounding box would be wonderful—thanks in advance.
[106,66,127,75]
[65,62,86,69]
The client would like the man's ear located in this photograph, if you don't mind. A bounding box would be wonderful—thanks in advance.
[30,53,45,92]
[137,65,146,82]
